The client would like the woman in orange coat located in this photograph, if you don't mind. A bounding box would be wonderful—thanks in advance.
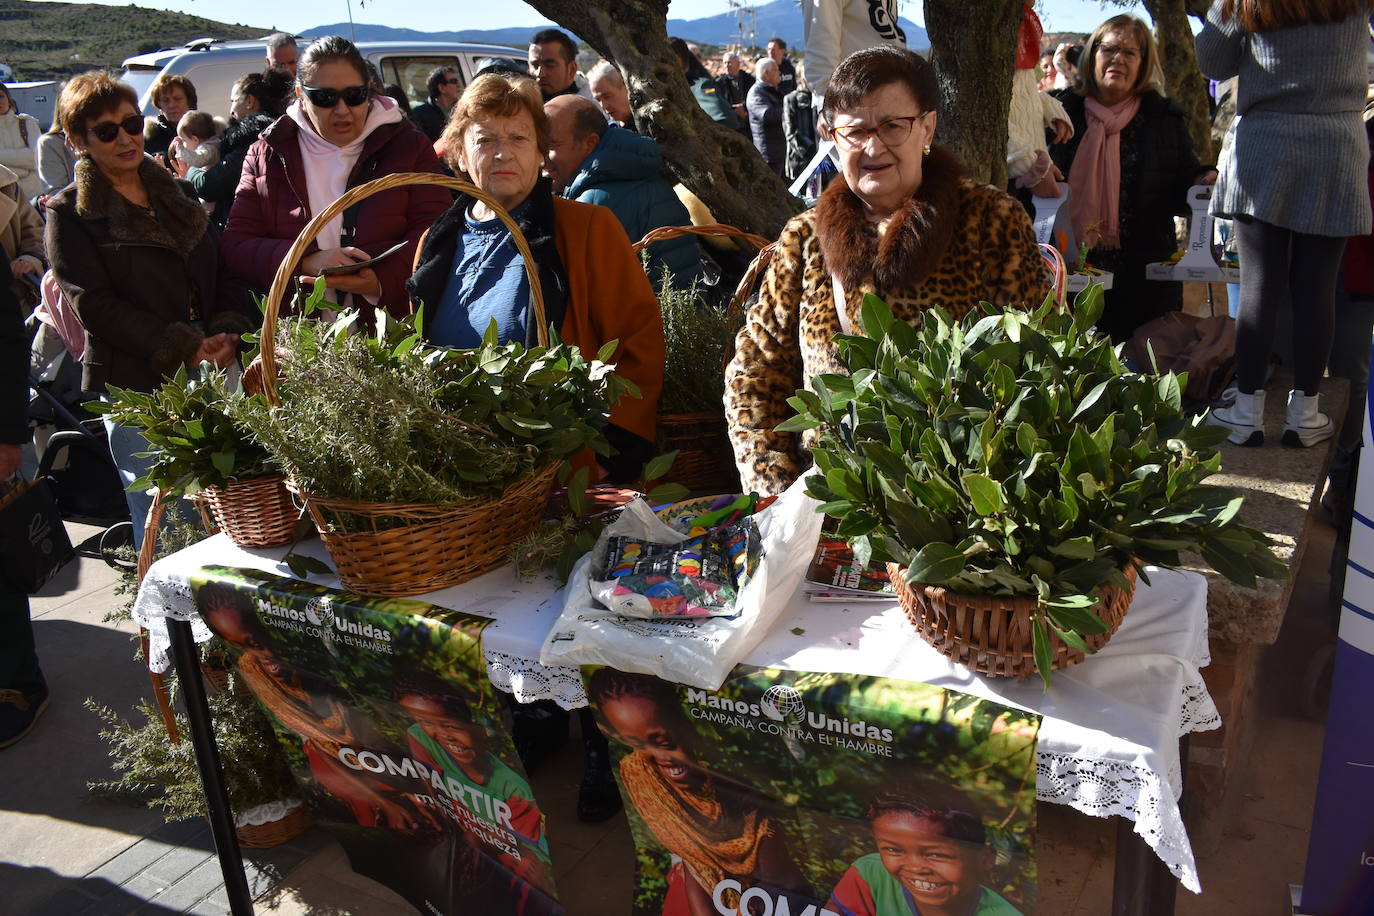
[406,71,663,486]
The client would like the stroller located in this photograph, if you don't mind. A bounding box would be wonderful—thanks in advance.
[27,273,133,562]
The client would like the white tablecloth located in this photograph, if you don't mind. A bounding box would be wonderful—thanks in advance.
[133,534,1217,893]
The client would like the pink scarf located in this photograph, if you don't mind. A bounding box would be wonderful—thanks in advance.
[1068,94,1140,249]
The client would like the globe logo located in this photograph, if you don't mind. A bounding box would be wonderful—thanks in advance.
[760,685,805,722]
[304,596,335,630]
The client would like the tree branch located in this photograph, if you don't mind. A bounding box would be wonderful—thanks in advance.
[521,0,803,240]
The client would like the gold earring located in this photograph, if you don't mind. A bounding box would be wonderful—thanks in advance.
[923,144,931,156]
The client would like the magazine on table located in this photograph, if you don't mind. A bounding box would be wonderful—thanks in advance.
[804,536,896,601]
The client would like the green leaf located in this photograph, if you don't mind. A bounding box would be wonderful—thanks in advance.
[596,339,620,362]
[1032,618,1054,691]
[566,466,592,517]
[645,483,690,505]
[904,543,967,585]
[962,473,1005,516]
[1049,536,1096,560]
[851,534,873,569]
[859,293,895,337]
[643,451,678,483]
[210,451,235,478]
[284,554,332,578]
[1046,599,1110,635]
[1048,621,1092,655]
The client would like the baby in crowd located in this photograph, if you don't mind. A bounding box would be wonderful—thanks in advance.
[169,110,224,170]
[828,789,1023,916]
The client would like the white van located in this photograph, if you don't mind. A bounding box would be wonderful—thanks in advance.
[120,37,526,121]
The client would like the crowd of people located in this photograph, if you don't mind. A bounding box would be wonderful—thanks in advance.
[1,6,1370,867]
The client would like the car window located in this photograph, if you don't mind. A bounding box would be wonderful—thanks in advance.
[377,56,463,109]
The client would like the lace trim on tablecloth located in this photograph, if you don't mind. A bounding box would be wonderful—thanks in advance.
[233,798,303,828]
[1037,752,1201,893]
[485,651,587,709]
[131,578,209,674]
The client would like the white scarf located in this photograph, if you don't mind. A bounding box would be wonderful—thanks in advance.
[287,94,402,252]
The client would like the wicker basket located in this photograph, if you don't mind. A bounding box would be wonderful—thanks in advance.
[887,561,1138,679]
[634,224,775,494]
[194,474,300,548]
[256,173,562,597]
[287,463,559,596]
[234,805,313,849]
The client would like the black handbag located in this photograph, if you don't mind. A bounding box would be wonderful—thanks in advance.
[0,476,76,594]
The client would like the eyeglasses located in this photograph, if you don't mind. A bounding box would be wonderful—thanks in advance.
[821,113,928,151]
[88,114,145,144]
[1097,44,1141,62]
[300,84,370,108]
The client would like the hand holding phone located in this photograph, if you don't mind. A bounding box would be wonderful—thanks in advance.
[318,240,410,276]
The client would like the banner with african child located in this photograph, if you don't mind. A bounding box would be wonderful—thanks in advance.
[193,565,561,916]
[583,665,1038,916]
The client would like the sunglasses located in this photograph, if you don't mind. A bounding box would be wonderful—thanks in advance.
[300,84,370,108]
[88,114,145,144]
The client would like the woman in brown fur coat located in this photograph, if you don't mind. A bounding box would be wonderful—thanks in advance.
[45,73,255,546]
[725,47,1051,497]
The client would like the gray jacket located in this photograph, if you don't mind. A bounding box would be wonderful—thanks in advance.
[1196,1,1371,236]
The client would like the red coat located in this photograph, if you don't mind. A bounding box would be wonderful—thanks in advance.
[221,115,450,315]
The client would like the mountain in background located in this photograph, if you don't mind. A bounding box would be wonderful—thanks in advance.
[303,1,929,52]
[0,0,269,81]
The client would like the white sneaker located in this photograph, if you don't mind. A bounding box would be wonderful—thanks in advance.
[1206,389,1265,446]
[1282,391,1334,448]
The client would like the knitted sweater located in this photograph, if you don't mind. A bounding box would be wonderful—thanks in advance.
[1196,1,1371,236]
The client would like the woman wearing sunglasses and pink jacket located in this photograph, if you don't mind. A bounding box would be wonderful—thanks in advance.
[44,71,257,547]
[221,35,449,319]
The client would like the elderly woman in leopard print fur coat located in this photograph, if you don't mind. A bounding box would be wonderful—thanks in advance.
[725,46,1051,496]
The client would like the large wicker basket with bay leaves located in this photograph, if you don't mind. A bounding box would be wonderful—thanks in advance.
[258,173,559,597]
[887,561,1138,678]
[633,223,775,495]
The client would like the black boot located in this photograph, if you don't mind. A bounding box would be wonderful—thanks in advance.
[577,708,622,823]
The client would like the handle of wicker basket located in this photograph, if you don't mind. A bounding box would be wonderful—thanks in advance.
[631,222,773,255]
[259,173,549,406]
[721,242,778,371]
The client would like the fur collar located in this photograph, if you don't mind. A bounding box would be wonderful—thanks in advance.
[815,144,965,292]
[74,156,207,257]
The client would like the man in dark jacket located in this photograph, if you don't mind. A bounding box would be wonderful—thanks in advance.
[544,95,703,293]
[528,29,593,103]
[411,66,460,142]
[767,37,797,96]
[719,51,755,124]
[0,278,47,749]
[748,59,786,176]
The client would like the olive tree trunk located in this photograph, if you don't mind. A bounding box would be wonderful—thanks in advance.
[1142,0,1216,163]
[522,0,803,240]
[922,0,1022,186]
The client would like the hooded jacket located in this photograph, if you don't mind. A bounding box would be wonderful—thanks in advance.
[221,111,449,315]
[561,128,703,292]
[46,157,256,393]
[188,111,276,227]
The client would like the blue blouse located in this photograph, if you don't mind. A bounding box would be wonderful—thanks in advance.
[427,199,532,348]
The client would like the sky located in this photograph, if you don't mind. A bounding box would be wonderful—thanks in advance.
[35,0,1152,39]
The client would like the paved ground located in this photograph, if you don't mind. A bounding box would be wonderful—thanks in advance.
[0,491,1340,915]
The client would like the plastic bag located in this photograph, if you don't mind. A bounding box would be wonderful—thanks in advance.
[539,474,824,690]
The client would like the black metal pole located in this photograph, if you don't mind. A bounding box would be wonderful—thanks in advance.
[167,618,255,915]
[1111,735,1189,916]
